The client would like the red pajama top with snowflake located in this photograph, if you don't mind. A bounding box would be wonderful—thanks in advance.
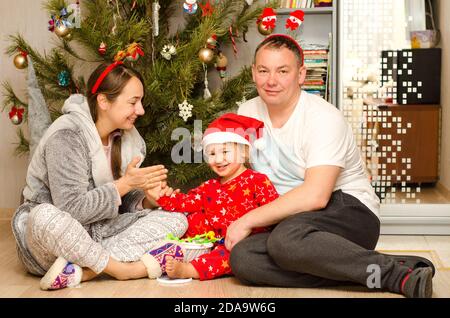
[157,169,279,280]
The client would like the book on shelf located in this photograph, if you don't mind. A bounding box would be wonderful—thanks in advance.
[280,0,315,8]
[301,42,330,101]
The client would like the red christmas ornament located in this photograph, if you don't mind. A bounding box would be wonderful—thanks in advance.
[98,42,107,55]
[200,0,214,17]
[125,42,145,61]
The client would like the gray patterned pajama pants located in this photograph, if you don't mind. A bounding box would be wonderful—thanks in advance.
[25,203,188,274]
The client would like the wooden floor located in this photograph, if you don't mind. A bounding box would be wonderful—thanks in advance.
[1,220,449,298]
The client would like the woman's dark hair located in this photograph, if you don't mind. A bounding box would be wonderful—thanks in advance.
[254,34,304,66]
[86,63,144,180]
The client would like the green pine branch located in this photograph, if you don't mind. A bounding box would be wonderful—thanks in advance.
[2,82,28,112]
[13,128,30,157]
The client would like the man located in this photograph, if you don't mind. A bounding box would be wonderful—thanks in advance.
[226,34,434,298]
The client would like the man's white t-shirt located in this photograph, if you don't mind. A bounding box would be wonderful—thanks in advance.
[238,91,380,216]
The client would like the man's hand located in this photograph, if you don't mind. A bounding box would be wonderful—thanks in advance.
[225,216,253,251]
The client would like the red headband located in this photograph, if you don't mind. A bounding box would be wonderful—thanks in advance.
[91,61,124,94]
[263,33,304,65]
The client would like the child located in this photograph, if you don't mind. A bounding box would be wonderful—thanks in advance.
[146,113,279,281]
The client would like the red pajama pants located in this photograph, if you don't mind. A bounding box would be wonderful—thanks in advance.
[185,212,232,281]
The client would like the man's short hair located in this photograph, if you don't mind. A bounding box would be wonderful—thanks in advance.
[254,34,304,66]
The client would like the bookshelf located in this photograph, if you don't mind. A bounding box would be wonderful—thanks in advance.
[274,2,339,107]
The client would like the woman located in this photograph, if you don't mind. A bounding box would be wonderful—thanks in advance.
[11,62,188,290]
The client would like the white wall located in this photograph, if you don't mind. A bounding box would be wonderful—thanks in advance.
[437,0,450,190]
[0,0,56,209]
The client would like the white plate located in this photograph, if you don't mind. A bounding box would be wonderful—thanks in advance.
[181,242,214,249]
[156,275,193,285]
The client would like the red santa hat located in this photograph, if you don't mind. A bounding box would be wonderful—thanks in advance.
[289,10,305,23]
[260,7,276,20]
[202,113,265,150]
[286,10,305,31]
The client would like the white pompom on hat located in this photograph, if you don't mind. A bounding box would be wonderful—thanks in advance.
[202,113,266,151]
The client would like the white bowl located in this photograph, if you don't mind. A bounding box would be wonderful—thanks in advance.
[181,242,214,262]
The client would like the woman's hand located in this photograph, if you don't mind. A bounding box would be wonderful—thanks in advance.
[114,157,168,196]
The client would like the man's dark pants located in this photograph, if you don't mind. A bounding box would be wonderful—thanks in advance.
[230,190,409,292]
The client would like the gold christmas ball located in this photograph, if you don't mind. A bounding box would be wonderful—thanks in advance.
[216,52,228,68]
[198,47,215,64]
[54,24,71,38]
[13,54,28,69]
[257,22,273,36]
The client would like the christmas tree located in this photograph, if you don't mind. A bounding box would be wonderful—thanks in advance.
[2,0,279,189]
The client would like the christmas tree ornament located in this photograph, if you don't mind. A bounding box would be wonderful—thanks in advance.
[203,63,212,100]
[215,52,228,79]
[13,51,28,69]
[152,1,160,37]
[183,0,198,14]
[285,10,305,31]
[98,42,107,55]
[198,47,215,64]
[178,99,194,122]
[257,7,277,36]
[114,49,127,62]
[161,44,176,60]
[229,26,238,56]
[199,0,214,17]
[57,70,70,87]
[54,23,71,38]
[48,18,55,32]
[9,106,25,125]
[125,42,145,61]
[48,7,74,36]
[206,34,218,50]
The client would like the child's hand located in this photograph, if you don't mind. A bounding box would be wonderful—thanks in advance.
[159,186,180,198]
